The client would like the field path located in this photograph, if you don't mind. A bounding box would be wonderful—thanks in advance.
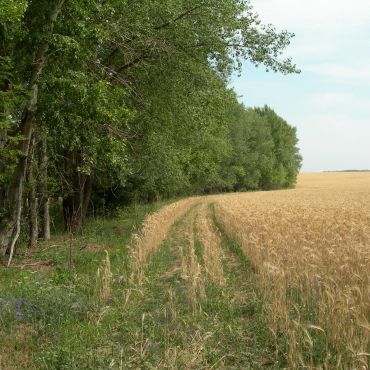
[122,199,276,369]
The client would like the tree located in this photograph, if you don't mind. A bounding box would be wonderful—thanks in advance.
[0,0,300,262]
[254,106,302,188]
[0,0,65,261]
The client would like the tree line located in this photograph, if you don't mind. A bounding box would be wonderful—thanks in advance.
[0,0,301,262]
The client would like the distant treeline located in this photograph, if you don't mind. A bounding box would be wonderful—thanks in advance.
[0,0,301,255]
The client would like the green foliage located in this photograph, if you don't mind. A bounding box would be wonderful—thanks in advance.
[254,105,303,188]
[39,72,131,191]
[225,102,302,192]
[0,0,301,238]
[125,61,235,200]
[0,0,28,190]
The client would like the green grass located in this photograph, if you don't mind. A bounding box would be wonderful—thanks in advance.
[0,202,166,369]
[0,200,278,369]
[209,205,278,368]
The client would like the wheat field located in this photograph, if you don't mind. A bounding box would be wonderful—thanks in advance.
[129,172,370,368]
[214,173,370,368]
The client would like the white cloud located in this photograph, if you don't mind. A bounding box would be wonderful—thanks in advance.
[251,0,370,32]
[308,92,370,111]
[290,40,340,59]
[304,63,370,83]
[250,0,370,63]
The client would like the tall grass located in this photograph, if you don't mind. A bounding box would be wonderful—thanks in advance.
[129,197,199,280]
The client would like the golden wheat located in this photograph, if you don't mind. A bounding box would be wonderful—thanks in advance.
[214,173,370,368]
[130,197,199,273]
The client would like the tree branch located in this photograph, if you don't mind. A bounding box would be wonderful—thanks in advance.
[103,3,207,67]
[116,54,149,73]
[153,3,207,30]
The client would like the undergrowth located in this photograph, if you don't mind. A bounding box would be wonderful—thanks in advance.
[0,202,165,369]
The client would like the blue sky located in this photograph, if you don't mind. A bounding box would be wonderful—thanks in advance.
[232,0,370,172]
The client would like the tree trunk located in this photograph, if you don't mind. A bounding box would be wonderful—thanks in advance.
[0,0,65,261]
[0,86,36,258]
[81,176,93,227]
[42,197,51,240]
[63,173,93,234]
[40,137,50,240]
[26,137,38,247]
[29,196,39,247]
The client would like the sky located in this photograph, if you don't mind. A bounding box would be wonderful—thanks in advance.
[232,0,370,172]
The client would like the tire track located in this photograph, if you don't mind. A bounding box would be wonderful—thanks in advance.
[122,200,274,368]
